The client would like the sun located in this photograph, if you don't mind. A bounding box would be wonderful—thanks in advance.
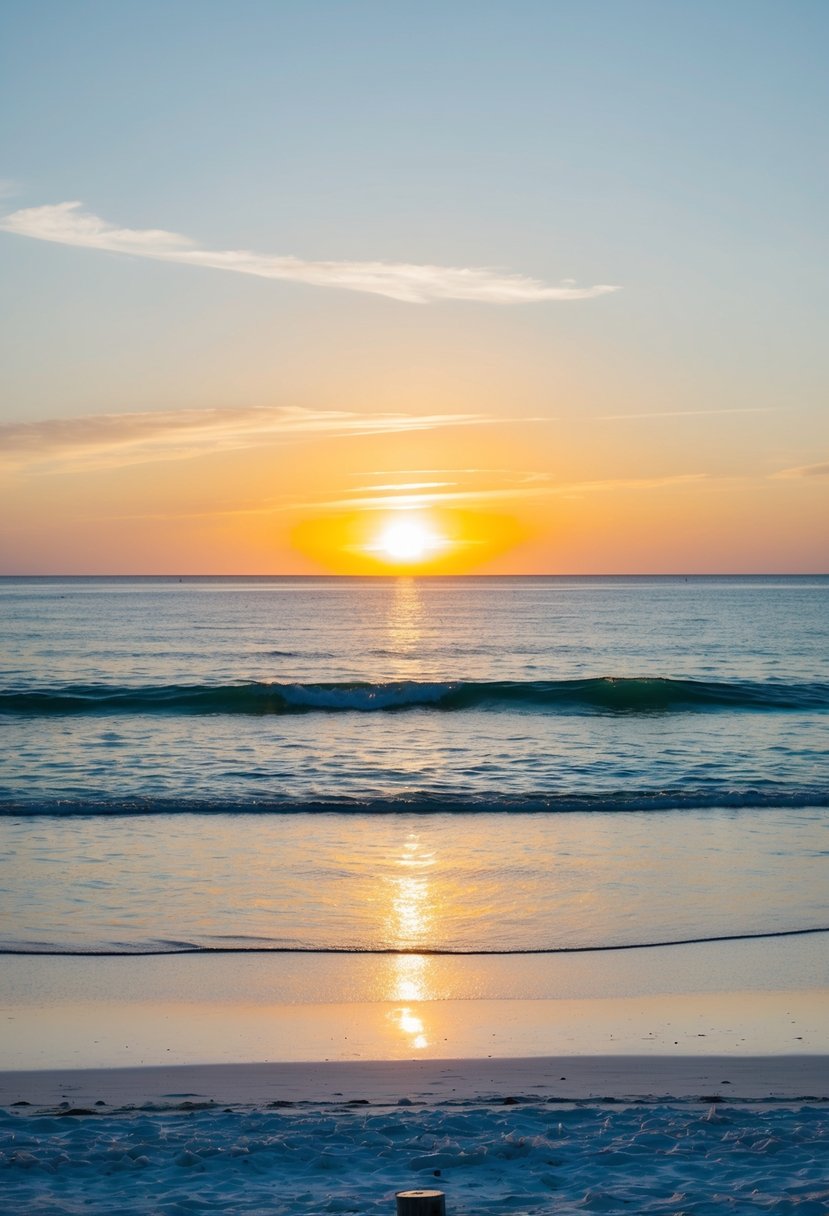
[293,505,525,572]
[372,515,444,564]
[380,520,431,561]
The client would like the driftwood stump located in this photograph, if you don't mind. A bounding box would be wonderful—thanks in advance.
[395,1189,446,1216]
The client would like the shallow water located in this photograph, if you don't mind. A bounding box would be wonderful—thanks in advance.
[2,810,827,954]
[1,575,827,968]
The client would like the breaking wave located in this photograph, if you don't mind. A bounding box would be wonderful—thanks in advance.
[2,785,828,816]
[2,676,828,716]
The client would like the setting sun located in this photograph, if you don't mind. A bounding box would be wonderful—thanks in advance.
[372,515,444,564]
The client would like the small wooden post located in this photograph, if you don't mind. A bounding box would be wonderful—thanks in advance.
[396,1189,446,1216]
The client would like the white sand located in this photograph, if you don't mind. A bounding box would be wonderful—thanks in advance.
[2,1053,828,1108]
[2,1057,828,1215]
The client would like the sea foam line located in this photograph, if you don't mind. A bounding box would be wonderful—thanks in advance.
[2,925,827,957]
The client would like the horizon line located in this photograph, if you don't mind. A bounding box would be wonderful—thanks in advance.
[1,572,826,580]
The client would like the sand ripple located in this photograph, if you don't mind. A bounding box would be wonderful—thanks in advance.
[2,1102,828,1214]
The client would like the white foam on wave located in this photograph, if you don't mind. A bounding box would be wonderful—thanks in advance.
[2,1102,827,1214]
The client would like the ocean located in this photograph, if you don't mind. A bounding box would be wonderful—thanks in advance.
[1,574,827,962]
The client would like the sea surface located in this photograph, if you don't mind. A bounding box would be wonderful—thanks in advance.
[1,574,827,960]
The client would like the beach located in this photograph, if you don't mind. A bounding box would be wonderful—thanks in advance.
[4,923,828,1213]
[3,1052,828,1214]
[2,575,827,1212]
[3,934,828,1070]
[3,938,828,1212]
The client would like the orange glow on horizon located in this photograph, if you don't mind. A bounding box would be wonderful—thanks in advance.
[291,505,529,574]
[10,388,825,574]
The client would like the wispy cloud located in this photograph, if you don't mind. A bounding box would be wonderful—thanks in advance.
[0,201,620,305]
[307,486,552,511]
[296,471,707,512]
[349,480,459,493]
[555,473,707,495]
[0,405,495,474]
[60,469,710,526]
[597,408,775,421]
[772,461,829,479]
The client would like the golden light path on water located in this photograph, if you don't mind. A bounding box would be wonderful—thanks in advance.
[380,578,460,1050]
[382,578,435,1049]
[386,833,436,1050]
[385,576,427,674]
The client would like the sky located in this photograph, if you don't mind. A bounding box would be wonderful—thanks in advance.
[1,0,827,574]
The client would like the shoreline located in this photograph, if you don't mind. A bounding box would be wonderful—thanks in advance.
[3,1054,828,1109]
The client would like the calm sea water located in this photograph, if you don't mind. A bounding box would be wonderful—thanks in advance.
[1,575,827,957]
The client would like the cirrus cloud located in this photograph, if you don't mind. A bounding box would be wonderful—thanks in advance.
[0,201,620,305]
[0,405,497,474]
[772,461,829,479]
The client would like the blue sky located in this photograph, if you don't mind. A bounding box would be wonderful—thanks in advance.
[1,1,827,572]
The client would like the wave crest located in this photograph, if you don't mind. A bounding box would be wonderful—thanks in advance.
[1,676,827,717]
[2,786,827,816]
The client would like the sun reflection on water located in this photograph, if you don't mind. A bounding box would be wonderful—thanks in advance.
[385,833,436,1049]
[390,1005,429,1050]
[389,834,435,946]
[385,578,427,676]
[392,952,428,1002]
